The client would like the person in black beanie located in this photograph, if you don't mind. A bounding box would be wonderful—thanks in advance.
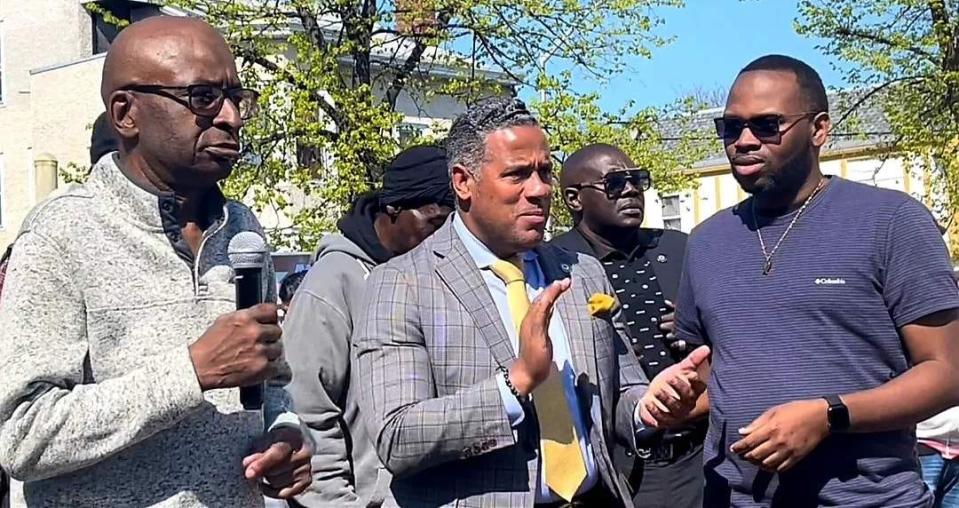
[336,145,455,263]
[90,112,119,165]
[282,145,454,507]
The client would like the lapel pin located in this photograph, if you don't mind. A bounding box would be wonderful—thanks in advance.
[561,263,571,273]
[657,254,668,263]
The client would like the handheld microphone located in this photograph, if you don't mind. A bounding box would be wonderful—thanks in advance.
[228,231,269,410]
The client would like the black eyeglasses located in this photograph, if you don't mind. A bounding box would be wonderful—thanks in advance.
[568,168,651,199]
[121,84,260,121]
[713,112,820,144]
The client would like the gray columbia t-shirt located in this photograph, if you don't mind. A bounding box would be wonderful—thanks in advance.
[676,177,959,507]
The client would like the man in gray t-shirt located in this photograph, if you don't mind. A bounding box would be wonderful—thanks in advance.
[676,54,959,507]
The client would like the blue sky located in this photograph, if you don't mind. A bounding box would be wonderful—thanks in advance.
[526,0,850,111]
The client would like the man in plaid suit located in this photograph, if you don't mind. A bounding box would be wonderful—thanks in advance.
[353,97,709,507]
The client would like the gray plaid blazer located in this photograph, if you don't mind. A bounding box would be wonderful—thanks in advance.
[353,219,651,507]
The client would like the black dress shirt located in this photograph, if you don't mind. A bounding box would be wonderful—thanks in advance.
[549,227,689,378]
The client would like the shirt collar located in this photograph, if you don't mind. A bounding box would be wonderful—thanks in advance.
[452,212,537,269]
[89,152,227,231]
[89,153,229,266]
[574,226,656,262]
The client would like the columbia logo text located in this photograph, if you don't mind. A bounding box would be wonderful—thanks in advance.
[814,277,846,285]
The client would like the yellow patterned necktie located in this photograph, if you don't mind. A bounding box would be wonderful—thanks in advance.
[489,259,587,502]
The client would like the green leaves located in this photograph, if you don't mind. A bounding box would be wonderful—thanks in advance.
[798,0,959,257]
[152,0,700,250]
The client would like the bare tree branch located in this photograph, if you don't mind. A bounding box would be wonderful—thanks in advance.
[233,45,343,125]
[830,74,927,129]
[833,26,936,62]
[384,10,455,110]
[294,5,326,50]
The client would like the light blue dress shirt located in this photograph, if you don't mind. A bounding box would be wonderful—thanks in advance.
[452,214,599,503]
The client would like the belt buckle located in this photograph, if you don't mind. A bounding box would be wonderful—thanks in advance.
[661,441,676,461]
[639,440,681,462]
[650,441,674,462]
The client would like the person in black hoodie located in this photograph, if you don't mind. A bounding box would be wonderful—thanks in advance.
[549,143,705,508]
[283,145,454,507]
[90,112,120,165]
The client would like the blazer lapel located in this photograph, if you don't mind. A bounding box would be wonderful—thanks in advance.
[539,244,624,495]
[432,222,516,368]
[534,244,598,386]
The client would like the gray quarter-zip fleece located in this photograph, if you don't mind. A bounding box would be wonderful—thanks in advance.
[0,153,294,507]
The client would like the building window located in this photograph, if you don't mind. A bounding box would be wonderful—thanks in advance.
[661,194,682,231]
[396,122,426,147]
[296,143,326,174]
[89,1,162,54]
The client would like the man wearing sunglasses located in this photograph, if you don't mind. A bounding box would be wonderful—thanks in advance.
[550,143,704,508]
[0,17,312,507]
[674,54,959,507]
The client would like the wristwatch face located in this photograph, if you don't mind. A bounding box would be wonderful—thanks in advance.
[827,398,850,431]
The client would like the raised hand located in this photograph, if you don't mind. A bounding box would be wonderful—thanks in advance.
[507,279,571,396]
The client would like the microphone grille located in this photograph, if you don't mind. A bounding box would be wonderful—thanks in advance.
[228,231,268,269]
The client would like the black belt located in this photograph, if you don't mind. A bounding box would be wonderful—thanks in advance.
[638,436,698,463]
[635,426,706,463]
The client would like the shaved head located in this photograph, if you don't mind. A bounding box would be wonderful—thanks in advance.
[560,143,631,189]
[101,17,233,103]
[560,143,646,232]
[101,16,245,193]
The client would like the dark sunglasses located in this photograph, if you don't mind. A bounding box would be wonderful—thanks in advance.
[713,112,819,143]
[121,84,260,121]
[569,168,651,199]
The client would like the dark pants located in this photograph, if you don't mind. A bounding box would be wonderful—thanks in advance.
[633,446,704,508]
[615,443,704,508]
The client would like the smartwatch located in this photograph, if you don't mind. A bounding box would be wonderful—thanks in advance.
[824,395,850,433]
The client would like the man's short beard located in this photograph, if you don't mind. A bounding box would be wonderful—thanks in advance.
[743,150,813,208]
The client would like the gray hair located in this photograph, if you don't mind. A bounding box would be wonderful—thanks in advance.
[445,97,539,176]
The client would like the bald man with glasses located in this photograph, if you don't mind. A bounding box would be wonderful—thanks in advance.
[0,17,310,507]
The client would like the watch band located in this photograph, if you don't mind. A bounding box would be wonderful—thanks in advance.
[824,394,850,432]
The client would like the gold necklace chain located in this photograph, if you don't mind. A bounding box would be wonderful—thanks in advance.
[753,178,826,275]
